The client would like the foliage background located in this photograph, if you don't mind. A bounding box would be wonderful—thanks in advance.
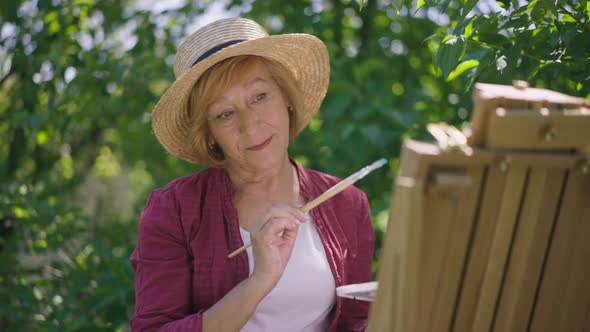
[0,0,588,330]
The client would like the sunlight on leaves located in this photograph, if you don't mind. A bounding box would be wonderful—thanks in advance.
[447,59,479,81]
[94,146,121,178]
[58,154,74,180]
[374,209,389,233]
[36,131,48,145]
[358,0,365,11]
[293,155,310,167]
[309,118,323,132]
[416,0,425,12]
[12,206,29,218]
[436,35,467,79]
[391,82,405,96]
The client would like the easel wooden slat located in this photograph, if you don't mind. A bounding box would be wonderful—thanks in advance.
[559,196,590,331]
[367,176,425,331]
[529,169,590,331]
[492,168,566,332]
[452,166,507,331]
[529,170,581,331]
[430,168,484,332]
[472,165,528,332]
[414,182,458,331]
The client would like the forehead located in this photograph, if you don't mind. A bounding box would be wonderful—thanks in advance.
[227,60,274,88]
[209,60,277,105]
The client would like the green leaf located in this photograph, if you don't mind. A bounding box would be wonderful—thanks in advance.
[453,17,474,37]
[358,0,365,11]
[397,0,404,13]
[478,32,509,47]
[416,0,426,12]
[531,1,553,22]
[502,14,529,29]
[462,0,479,17]
[447,59,480,81]
[463,49,493,93]
[464,19,475,38]
[435,35,467,78]
[562,14,576,23]
[497,0,510,9]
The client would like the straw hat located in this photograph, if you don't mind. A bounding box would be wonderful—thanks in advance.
[151,17,330,165]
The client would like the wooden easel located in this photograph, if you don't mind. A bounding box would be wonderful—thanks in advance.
[368,82,590,332]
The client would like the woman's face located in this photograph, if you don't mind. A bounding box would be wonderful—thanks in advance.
[207,60,291,172]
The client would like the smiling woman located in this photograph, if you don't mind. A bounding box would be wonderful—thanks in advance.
[188,56,302,168]
[130,18,375,332]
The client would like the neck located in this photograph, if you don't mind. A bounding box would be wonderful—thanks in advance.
[226,156,298,200]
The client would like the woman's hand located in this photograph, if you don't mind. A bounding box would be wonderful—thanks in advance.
[249,204,309,289]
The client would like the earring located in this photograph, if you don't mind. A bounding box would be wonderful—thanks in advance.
[287,105,294,113]
[208,142,225,160]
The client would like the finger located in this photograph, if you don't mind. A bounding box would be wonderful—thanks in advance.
[257,205,307,231]
[266,204,308,223]
[289,205,310,223]
[259,217,300,241]
[260,217,299,235]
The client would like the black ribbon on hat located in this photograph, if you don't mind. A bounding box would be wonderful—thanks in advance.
[191,39,246,67]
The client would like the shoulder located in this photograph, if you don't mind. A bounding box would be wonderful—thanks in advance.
[141,167,227,227]
[139,169,223,250]
[139,168,225,230]
[146,167,224,204]
[157,167,221,194]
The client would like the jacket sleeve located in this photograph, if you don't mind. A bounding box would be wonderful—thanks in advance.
[129,188,204,332]
[338,191,375,331]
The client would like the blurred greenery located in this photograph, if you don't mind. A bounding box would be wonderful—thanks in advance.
[0,0,588,330]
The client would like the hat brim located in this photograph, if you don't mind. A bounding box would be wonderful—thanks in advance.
[151,34,330,165]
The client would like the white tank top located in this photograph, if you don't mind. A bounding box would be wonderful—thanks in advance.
[239,215,336,332]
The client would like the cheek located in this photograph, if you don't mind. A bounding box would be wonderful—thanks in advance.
[209,124,233,148]
[216,128,237,145]
[267,102,290,127]
[281,110,292,133]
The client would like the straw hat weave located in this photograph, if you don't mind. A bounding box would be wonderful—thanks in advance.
[151,18,330,165]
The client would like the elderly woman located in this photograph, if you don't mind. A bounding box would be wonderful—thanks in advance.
[130,18,375,332]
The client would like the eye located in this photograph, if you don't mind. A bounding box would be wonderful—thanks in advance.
[216,110,234,120]
[254,92,268,103]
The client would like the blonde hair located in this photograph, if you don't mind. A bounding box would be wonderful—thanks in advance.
[188,55,302,167]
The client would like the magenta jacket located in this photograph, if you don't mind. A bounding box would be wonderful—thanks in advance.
[130,161,375,331]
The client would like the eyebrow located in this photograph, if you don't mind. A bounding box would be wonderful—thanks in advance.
[209,77,269,109]
[243,77,268,89]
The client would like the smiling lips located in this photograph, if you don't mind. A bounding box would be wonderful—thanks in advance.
[247,136,273,151]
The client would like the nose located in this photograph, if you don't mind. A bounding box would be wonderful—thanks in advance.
[237,107,258,135]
